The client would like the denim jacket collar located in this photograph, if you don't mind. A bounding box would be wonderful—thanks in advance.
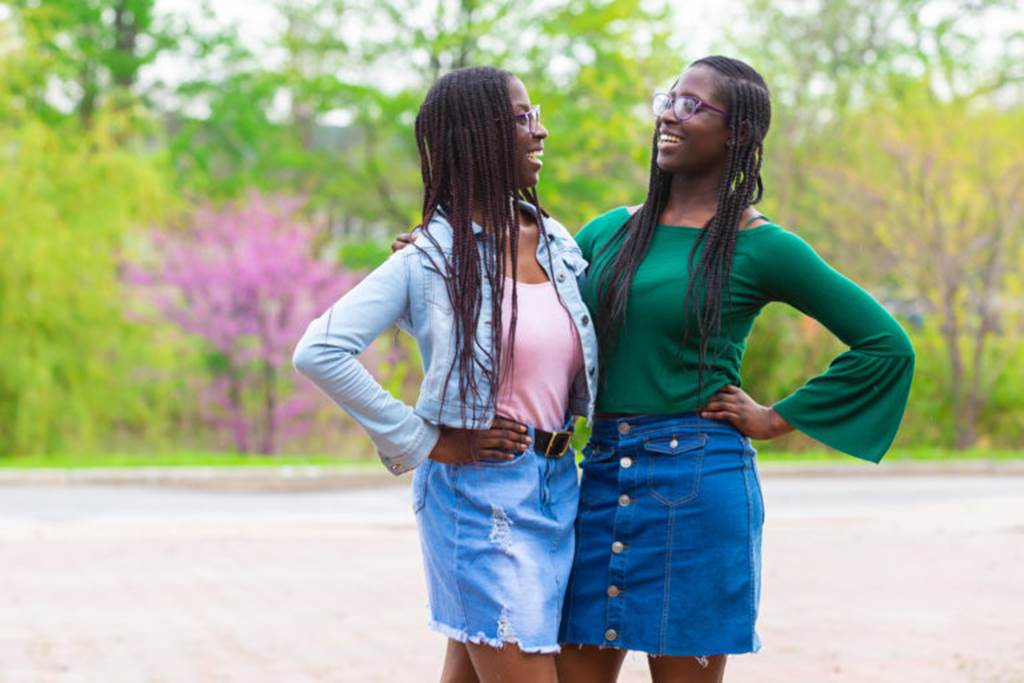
[430,200,554,242]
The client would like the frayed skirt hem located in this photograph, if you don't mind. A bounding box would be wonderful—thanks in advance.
[427,619,561,654]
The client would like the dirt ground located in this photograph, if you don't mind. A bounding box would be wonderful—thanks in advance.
[1,475,1022,683]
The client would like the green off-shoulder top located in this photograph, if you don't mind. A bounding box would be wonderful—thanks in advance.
[576,207,915,463]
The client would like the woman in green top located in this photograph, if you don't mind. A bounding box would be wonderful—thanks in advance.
[554,56,914,682]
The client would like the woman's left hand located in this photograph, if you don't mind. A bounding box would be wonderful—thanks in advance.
[700,384,793,440]
[391,231,415,253]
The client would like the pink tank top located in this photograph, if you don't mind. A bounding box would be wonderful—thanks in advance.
[495,278,584,431]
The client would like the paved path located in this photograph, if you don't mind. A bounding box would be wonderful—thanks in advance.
[1,476,1022,682]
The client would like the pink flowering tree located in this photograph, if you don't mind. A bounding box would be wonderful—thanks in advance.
[128,192,361,453]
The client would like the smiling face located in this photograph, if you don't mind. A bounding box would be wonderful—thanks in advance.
[655,65,731,176]
[508,76,548,189]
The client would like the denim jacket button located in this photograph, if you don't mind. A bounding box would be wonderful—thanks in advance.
[558,272,566,282]
[581,315,590,326]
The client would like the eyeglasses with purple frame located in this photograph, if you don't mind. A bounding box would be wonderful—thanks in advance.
[651,92,727,121]
[513,104,541,134]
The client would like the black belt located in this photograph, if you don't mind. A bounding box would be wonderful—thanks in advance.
[534,427,573,458]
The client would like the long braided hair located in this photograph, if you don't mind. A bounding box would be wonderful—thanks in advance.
[596,55,771,406]
[414,66,545,423]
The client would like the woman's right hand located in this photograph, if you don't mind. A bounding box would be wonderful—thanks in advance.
[391,231,415,253]
[428,417,532,464]
[700,384,793,440]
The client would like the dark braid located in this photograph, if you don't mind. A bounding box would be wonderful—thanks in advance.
[596,55,771,407]
[413,66,531,424]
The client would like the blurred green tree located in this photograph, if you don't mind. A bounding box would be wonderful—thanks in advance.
[731,0,1024,449]
[8,0,186,125]
[815,88,1023,448]
[2,0,1022,456]
[0,112,179,455]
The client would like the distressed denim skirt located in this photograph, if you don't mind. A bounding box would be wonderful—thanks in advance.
[560,413,764,657]
[411,427,579,654]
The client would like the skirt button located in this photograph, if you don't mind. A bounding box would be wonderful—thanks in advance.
[607,585,621,597]
[604,628,618,641]
[611,541,625,554]
[618,495,631,507]
[618,422,631,434]
[619,457,633,469]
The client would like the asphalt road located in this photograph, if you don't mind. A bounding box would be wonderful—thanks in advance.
[1,475,1021,682]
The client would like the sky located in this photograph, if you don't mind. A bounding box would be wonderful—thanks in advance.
[145,0,732,121]
[148,0,732,85]
[144,0,1023,119]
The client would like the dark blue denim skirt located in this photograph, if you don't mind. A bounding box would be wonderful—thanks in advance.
[560,413,764,656]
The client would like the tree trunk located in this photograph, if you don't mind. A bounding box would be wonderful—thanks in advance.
[112,0,140,89]
[455,0,477,69]
[939,287,974,449]
[226,367,249,453]
[77,67,98,127]
[260,360,277,455]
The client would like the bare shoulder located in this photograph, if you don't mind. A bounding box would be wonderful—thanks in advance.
[739,207,771,230]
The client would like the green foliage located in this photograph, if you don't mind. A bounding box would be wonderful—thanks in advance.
[337,240,392,269]
[525,0,677,227]
[0,451,382,468]
[171,70,303,198]
[732,0,1024,449]
[9,0,183,124]
[0,111,184,455]
[809,87,1023,448]
[2,446,1020,469]
[1,0,1022,457]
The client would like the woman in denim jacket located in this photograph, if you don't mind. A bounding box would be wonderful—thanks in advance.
[293,67,598,682]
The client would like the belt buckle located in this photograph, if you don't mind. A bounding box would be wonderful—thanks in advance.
[544,431,572,458]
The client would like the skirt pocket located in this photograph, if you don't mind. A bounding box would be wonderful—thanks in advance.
[473,447,531,467]
[641,433,706,506]
[412,459,432,513]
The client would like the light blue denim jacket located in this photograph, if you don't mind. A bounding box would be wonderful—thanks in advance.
[293,203,599,476]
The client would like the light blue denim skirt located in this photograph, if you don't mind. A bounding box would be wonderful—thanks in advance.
[411,426,579,654]
[560,413,764,656]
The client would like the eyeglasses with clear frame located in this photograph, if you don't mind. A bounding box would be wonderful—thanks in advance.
[513,104,542,134]
[651,92,727,121]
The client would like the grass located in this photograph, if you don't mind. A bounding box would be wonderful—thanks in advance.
[0,447,1020,469]
[755,447,1023,463]
[0,451,379,469]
